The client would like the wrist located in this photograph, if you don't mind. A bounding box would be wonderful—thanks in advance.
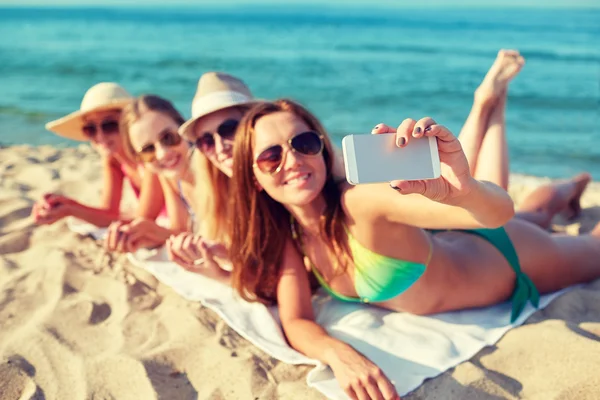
[321,340,353,366]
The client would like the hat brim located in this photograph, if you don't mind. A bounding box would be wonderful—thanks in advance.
[179,92,260,139]
[45,99,132,141]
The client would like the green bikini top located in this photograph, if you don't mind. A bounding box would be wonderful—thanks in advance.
[290,217,429,304]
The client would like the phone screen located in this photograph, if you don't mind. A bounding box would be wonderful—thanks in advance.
[342,133,441,185]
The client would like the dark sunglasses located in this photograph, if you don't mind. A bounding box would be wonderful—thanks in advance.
[194,119,239,155]
[254,131,324,175]
[137,130,183,162]
[82,119,120,138]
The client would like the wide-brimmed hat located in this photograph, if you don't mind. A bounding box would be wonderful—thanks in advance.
[179,72,257,139]
[45,82,133,141]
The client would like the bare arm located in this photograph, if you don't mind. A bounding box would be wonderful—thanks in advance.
[161,175,191,234]
[345,118,515,230]
[135,169,165,220]
[49,156,125,227]
[344,178,514,230]
[277,241,398,399]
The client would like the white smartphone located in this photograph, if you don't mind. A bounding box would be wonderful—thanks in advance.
[342,133,441,185]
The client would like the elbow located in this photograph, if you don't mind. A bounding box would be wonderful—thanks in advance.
[483,196,515,229]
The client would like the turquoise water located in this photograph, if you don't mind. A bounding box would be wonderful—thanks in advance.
[0,6,598,179]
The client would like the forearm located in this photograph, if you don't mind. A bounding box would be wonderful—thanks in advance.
[450,178,515,228]
[284,318,352,365]
[69,203,121,227]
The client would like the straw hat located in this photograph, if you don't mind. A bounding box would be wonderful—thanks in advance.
[45,82,133,141]
[179,72,257,139]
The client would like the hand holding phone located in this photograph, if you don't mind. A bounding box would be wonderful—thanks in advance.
[348,117,477,205]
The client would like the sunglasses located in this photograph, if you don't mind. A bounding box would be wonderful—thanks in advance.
[137,130,183,162]
[194,119,239,155]
[82,119,120,138]
[254,131,324,175]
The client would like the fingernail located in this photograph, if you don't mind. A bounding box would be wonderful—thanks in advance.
[425,126,432,132]
[373,124,380,130]
[415,127,422,134]
[389,183,401,191]
[397,137,406,146]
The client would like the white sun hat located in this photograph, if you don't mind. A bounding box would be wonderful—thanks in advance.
[178,72,257,140]
[45,82,133,141]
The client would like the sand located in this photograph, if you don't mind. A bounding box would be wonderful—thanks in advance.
[0,144,599,400]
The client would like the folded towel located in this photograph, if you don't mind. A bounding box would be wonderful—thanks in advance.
[68,219,569,399]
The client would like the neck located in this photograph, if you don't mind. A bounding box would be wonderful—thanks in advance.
[112,150,133,168]
[288,195,326,236]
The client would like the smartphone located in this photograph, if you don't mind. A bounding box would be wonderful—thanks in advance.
[342,133,441,185]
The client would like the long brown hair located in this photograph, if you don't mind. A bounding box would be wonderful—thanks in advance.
[229,99,347,304]
[119,95,186,161]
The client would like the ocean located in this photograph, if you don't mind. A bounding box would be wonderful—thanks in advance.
[0,5,598,179]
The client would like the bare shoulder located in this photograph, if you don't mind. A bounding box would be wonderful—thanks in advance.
[340,181,389,223]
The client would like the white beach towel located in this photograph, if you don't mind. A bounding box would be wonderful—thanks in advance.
[68,219,569,399]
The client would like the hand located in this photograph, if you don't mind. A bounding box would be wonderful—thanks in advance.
[373,118,475,204]
[31,193,76,225]
[328,345,399,400]
[105,218,164,253]
[166,233,226,275]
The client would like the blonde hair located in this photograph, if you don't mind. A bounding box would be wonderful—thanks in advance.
[192,105,250,244]
[119,95,186,162]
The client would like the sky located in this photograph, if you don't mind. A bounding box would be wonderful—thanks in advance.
[0,0,599,7]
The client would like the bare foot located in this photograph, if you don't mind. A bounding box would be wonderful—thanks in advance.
[564,172,592,220]
[474,49,525,108]
[518,173,592,228]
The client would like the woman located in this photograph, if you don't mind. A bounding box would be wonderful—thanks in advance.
[165,72,257,273]
[104,95,198,252]
[31,82,165,227]
[227,96,600,399]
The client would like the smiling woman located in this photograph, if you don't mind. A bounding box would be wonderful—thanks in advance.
[30,82,166,228]
[103,95,199,253]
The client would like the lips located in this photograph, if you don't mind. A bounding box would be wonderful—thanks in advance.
[159,153,181,170]
[284,172,311,185]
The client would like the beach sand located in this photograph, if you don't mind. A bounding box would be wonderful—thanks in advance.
[1,144,599,400]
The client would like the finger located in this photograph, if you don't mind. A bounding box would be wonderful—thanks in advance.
[170,250,201,272]
[106,222,125,250]
[422,124,458,144]
[362,376,385,400]
[344,385,359,400]
[412,117,436,139]
[181,234,199,261]
[371,123,396,134]
[389,179,427,196]
[116,232,129,253]
[395,118,416,148]
[352,383,369,400]
[197,238,213,261]
[375,373,399,400]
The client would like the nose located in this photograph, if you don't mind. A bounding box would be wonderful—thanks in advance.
[214,135,232,158]
[282,146,301,171]
[94,131,109,145]
[155,142,170,161]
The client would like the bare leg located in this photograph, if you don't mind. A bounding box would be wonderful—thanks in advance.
[458,49,525,184]
[472,92,510,189]
[516,173,592,229]
[457,97,494,176]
